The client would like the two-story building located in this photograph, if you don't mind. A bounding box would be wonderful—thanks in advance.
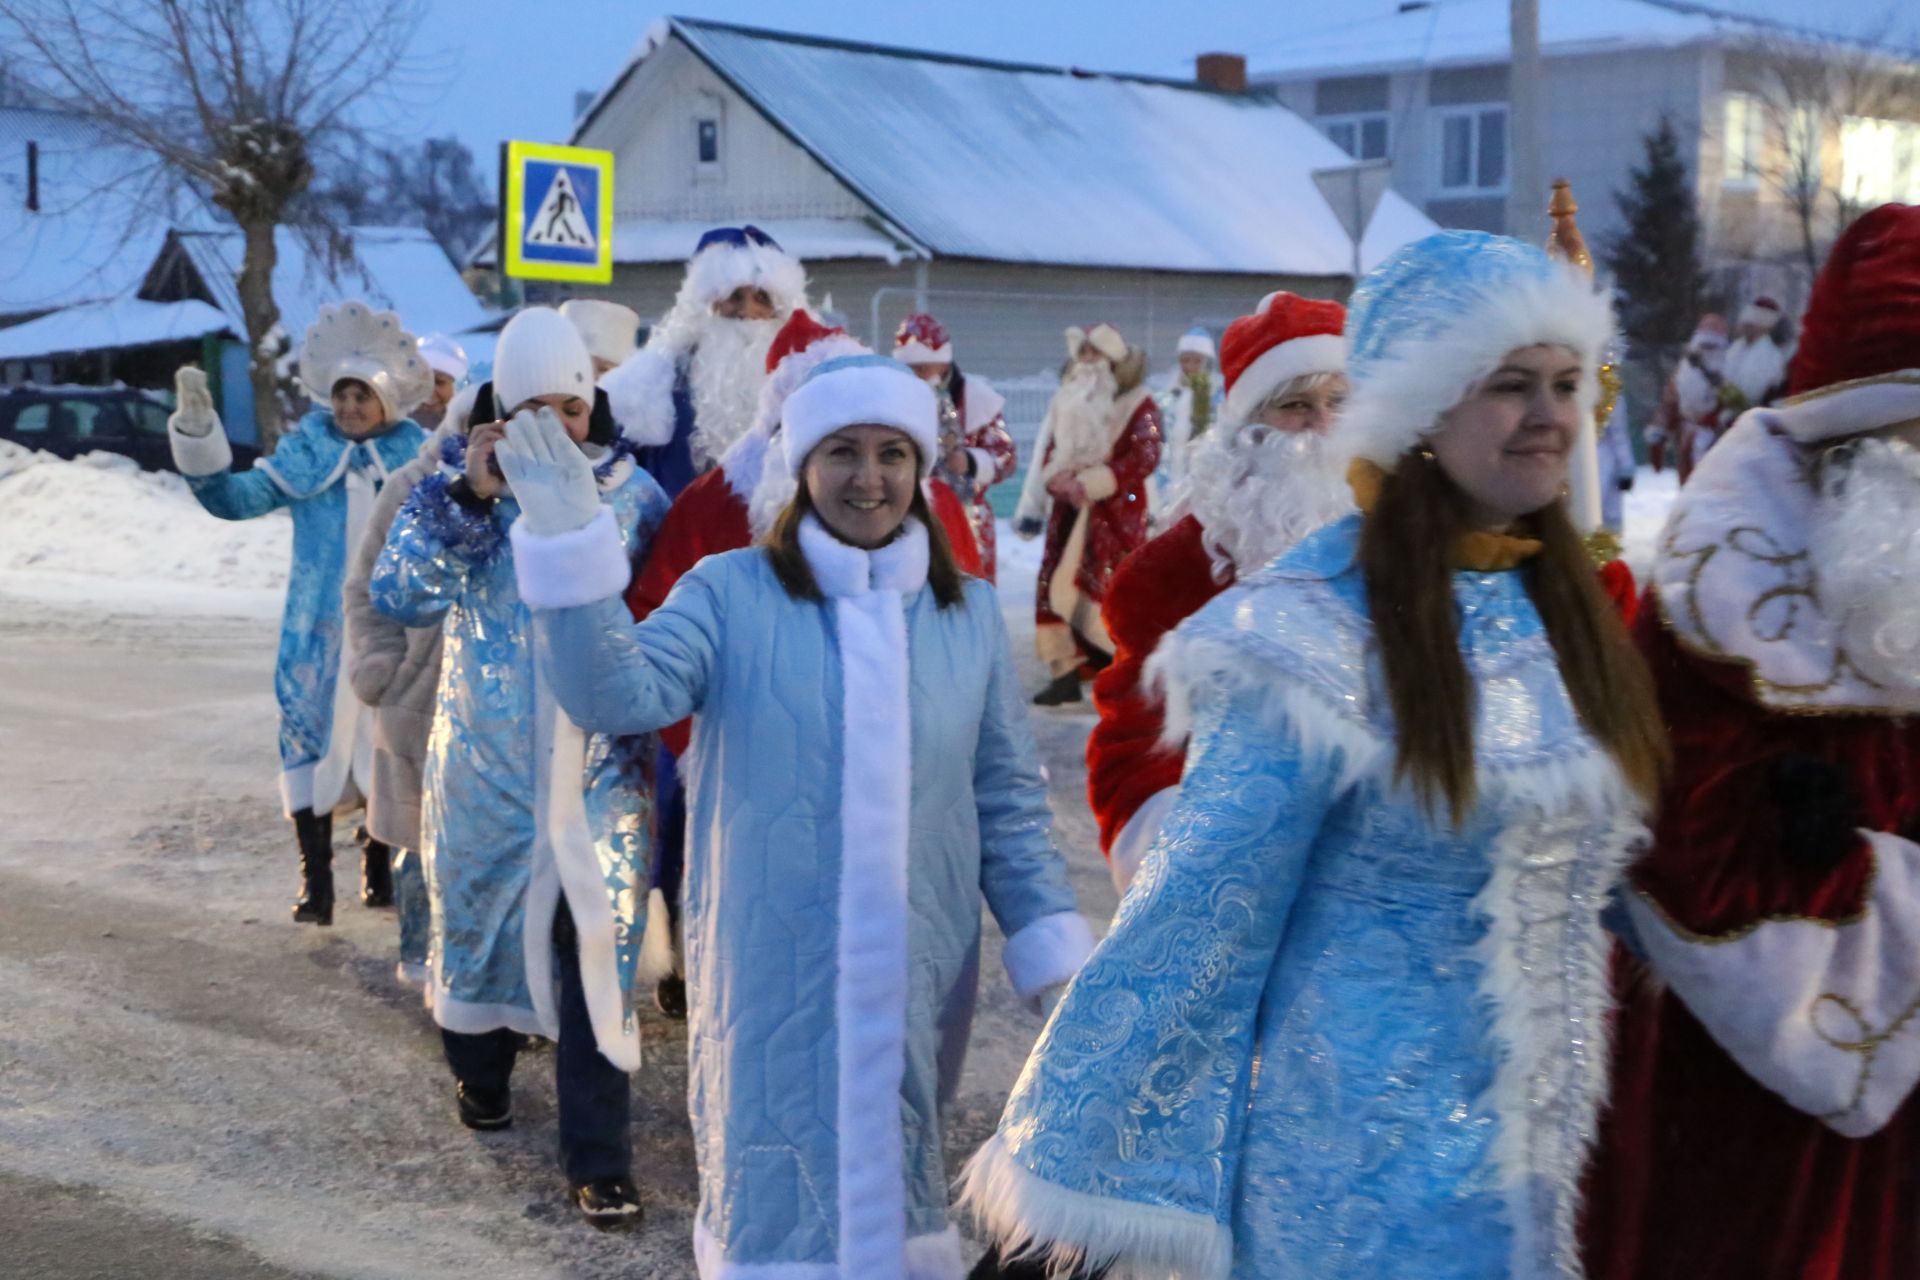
[1255,0,1920,312]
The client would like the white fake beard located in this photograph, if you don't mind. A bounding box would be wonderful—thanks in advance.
[1181,424,1351,578]
[1042,360,1121,482]
[687,314,781,470]
[1810,435,1920,697]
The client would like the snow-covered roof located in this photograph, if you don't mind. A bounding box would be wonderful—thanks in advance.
[0,297,231,361]
[0,107,192,318]
[1249,0,1917,78]
[159,225,493,342]
[579,18,1437,277]
[610,217,909,267]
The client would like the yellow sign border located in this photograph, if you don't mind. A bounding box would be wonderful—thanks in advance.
[503,140,615,284]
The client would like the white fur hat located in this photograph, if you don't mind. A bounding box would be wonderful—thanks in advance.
[675,225,807,315]
[1738,296,1783,332]
[560,299,641,367]
[781,355,939,479]
[417,333,469,382]
[1066,322,1127,365]
[298,301,434,422]
[1176,327,1216,360]
[493,307,596,415]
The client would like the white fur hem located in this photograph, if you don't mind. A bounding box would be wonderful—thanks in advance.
[169,422,234,477]
[428,990,552,1040]
[601,346,679,448]
[1222,333,1347,427]
[509,506,631,609]
[637,886,678,987]
[279,764,313,819]
[691,1219,963,1279]
[1766,370,1920,445]
[1002,911,1096,1001]
[395,960,429,989]
[956,1134,1232,1280]
[1108,788,1177,895]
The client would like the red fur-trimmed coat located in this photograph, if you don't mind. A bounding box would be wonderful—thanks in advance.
[1031,389,1161,649]
[1086,514,1230,888]
[948,379,1018,582]
[1581,599,1920,1280]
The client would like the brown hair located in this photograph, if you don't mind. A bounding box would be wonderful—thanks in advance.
[763,481,969,609]
[1358,451,1667,825]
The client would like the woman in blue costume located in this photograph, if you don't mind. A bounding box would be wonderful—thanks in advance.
[959,232,1670,1280]
[371,308,669,1228]
[494,354,1095,1278]
[168,301,432,925]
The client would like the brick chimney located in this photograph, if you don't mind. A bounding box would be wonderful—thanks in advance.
[1195,53,1248,94]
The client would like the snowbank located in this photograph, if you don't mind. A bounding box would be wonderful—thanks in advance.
[0,442,289,605]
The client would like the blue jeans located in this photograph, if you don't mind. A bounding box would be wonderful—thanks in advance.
[440,902,632,1184]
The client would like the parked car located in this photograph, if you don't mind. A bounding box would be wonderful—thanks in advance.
[0,385,260,473]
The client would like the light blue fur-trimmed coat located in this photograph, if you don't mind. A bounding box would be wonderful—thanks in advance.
[513,513,1094,1280]
[960,515,1645,1280]
[172,409,426,816]
[370,441,668,1069]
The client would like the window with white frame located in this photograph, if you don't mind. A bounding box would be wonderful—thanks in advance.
[1723,92,1763,187]
[1322,112,1390,161]
[1841,115,1920,205]
[1437,106,1507,193]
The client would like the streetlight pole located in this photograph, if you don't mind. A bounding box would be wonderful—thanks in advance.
[1508,0,1543,238]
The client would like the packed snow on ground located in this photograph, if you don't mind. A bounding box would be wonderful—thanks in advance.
[0,442,288,615]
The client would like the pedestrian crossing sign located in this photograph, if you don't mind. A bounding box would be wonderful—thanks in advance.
[501,141,614,284]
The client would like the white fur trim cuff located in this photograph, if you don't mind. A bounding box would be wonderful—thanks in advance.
[279,764,313,819]
[1766,371,1920,445]
[1076,465,1118,503]
[599,347,678,448]
[1223,333,1347,427]
[509,506,631,609]
[170,422,234,477]
[1002,911,1096,1000]
[957,1134,1232,1280]
[782,359,939,478]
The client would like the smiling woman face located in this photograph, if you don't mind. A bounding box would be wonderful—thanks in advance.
[1429,344,1585,528]
[802,424,920,549]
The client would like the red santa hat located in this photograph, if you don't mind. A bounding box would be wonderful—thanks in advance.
[1773,203,1920,442]
[766,308,844,373]
[1220,291,1348,427]
[1737,296,1783,332]
[892,312,953,365]
[1065,322,1128,365]
[739,310,870,448]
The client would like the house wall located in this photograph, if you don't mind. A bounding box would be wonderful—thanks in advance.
[1262,46,1707,247]
[574,37,872,225]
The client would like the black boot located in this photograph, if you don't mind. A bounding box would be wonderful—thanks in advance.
[291,808,335,925]
[1032,671,1083,707]
[361,838,394,908]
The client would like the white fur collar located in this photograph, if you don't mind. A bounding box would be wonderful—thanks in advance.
[799,515,930,599]
[1653,408,1920,713]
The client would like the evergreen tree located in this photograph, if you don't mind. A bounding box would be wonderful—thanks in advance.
[1604,116,1711,370]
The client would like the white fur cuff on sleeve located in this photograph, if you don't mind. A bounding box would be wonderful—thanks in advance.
[509,505,631,609]
[1003,910,1097,1000]
[1077,465,1118,502]
[170,422,234,477]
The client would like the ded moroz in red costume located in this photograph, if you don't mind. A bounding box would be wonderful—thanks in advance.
[1584,203,1920,1280]
[1087,292,1349,889]
[892,312,1018,581]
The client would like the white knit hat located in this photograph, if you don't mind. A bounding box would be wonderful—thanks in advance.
[560,299,640,367]
[493,307,596,414]
[1176,326,1216,360]
[781,355,938,478]
[417,333,469,381]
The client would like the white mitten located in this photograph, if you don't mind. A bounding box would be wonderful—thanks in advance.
[169,366,222,438]
[495,407,602,536]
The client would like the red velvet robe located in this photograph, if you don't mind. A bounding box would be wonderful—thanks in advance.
[1033,390,1161,666]
[1581,597,1920,1280]
[1086,515,1231,865]
[950,383,1017,582]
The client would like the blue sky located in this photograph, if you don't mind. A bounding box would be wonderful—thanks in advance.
[402,0,1911,159]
